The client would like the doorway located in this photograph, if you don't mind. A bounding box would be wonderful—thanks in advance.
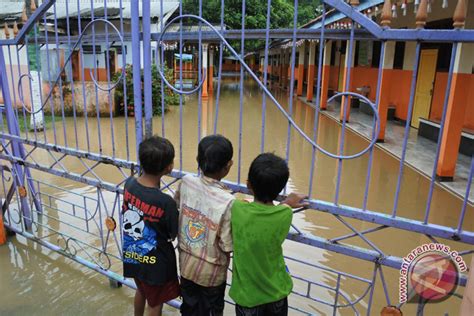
[411,49,438,128]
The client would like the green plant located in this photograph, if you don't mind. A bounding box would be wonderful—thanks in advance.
[113,64,179,117]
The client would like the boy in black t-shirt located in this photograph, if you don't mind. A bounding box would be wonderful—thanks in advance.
[122,136,179,316]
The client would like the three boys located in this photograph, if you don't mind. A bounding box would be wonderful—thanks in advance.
[122,135,306,316]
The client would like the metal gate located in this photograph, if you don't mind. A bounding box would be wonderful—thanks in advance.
[0,0,473,314]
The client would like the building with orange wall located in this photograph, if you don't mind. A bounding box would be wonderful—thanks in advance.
[258,0,473,181]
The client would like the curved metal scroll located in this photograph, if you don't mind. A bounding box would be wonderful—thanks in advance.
[156,15,381,160]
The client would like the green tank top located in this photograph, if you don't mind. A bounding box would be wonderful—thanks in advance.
[229,200,293,307]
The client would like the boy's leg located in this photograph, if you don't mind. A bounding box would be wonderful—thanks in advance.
[147,303,163,316]
[262,297,288,316]
[202,281,226,316]
[180,277,200,316]
[235,304,262,316]
[134,289,146,316]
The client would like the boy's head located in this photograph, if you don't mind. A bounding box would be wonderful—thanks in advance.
[139,136,175,176]
[197,134,233,179]
[247,153,289,203]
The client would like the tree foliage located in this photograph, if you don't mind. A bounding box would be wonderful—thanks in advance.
[182,0,321,51]
[182,0,321,29]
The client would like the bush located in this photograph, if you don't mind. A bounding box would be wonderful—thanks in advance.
[113,64,180,117]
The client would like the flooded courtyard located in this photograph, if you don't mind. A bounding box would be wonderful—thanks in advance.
[1,78,472,315]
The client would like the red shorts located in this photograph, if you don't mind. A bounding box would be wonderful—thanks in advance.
[134,278,180,307]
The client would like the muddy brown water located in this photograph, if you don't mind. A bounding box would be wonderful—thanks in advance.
[0,78,472,315]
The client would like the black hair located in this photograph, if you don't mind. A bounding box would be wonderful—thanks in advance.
[197,134,233,176]
[248,153,289,203]
[138,136,175,176]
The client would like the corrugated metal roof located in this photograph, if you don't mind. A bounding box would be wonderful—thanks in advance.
[1,0,179,21]
[51,0,179,20]
[166,24,226,33]
[308,0,384,29]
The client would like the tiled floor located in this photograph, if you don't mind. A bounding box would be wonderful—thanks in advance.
[299,96,473,204]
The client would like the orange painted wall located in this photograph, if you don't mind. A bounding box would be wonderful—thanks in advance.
[387,69,412,121]
[427,72,473,131]
[350,67,379,101]
[464,76,474,131]
[328,66,339,90]
[429,72,448,123]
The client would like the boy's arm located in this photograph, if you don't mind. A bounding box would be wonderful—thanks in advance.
[166,199,179,241]
[280,192,309,209]
[217,199,234,253]
[173,181,182,209]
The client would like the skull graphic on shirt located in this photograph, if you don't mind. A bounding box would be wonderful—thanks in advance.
[123,209,144,240]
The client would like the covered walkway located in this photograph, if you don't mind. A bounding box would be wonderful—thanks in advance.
[298,96,474,203]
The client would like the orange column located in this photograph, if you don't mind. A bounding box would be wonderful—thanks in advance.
[320,40,332,110]
[208,48,214,94]
[340,40,356,122]
[0,212,6,245]
[306,41,316,101]
[296,43,306,96]
[377,41,395,142]
[436,43,472,180]
[201,43,209,99]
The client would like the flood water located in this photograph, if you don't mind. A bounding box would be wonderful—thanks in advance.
[1,77,472,315]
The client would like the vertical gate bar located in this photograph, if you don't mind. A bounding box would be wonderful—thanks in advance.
[332,274,341,316]
[457,156,473,232]
[284,0,299,173]
[178,2,184,172]
[212,0,225,134]
[33,23,47,144]
[286,1,298,172]
[334,22,355,205]
[366,264,379,316]
[363,41,386,211]
[24,37,38,140]
[6,45,21,128]
[308,4,326,198]
[14,44,29,141]
[52,2,68,148]
[6,46,21,134]
[260,0,272,153]
[77,0,91,153]
[89,0,103,154]
[392,42,421,217]
[237,0,246,185]
[142,0,153,139]
[64,0,79,150]
[119,0,129,161]
[0,48,33,229]
[378,266,391,306]
[197,0,203,143]
[131,0,143,156]
[159,0,165,137]
[423,43,458,224]
[42,14,58,145]
[104,0,117,157]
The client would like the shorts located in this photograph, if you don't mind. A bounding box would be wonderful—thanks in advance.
[134,278,180,307]
[235,297,288,316]
[180,277,226,316]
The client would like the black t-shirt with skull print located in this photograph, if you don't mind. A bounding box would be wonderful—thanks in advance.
[122,177,178,285]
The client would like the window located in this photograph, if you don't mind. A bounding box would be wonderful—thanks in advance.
[354,42,360,67]
[393,41,405,69]
[371,41,381,68]
[330,41,336,66]
[82,45,102,54]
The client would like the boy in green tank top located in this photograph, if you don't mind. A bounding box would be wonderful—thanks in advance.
[230,153,307,315]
